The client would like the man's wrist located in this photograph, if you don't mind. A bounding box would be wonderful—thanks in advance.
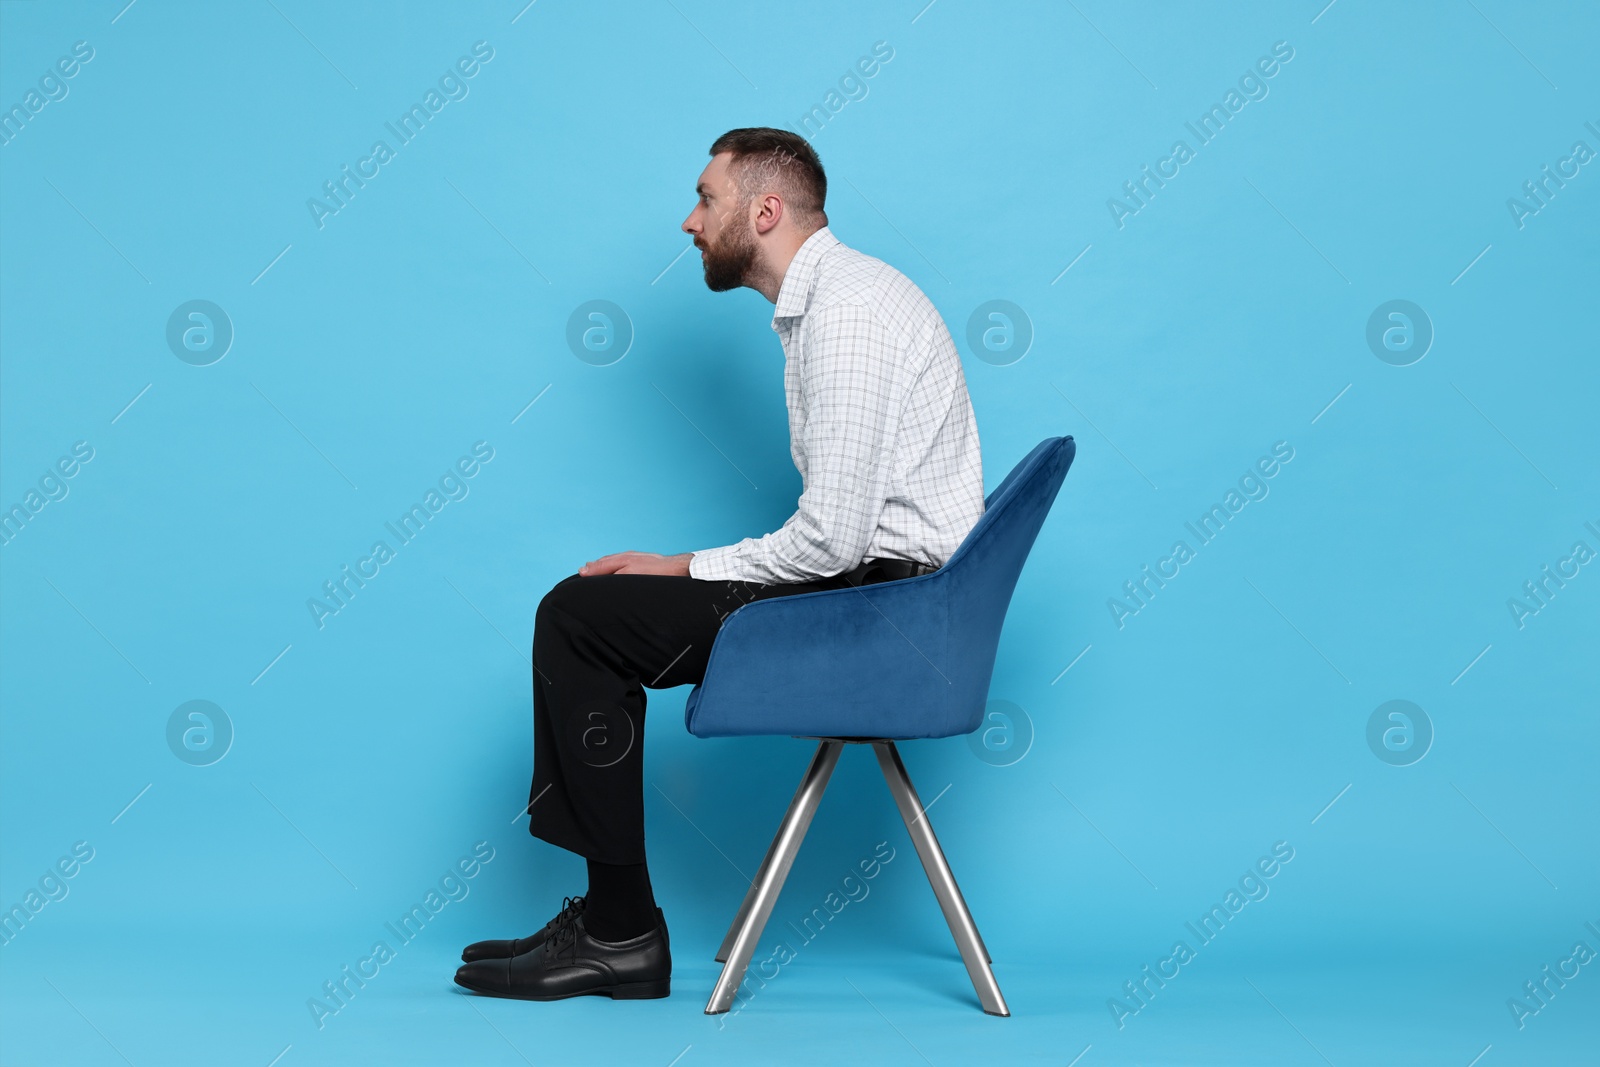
[687,548,719,580]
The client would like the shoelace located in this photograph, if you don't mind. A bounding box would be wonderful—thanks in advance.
[547,896,584,961]
[542,895,584,937]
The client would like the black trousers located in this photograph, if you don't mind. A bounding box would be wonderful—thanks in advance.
[525,561,923,865]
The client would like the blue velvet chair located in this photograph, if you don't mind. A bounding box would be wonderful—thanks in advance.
[685,436,1077,1016]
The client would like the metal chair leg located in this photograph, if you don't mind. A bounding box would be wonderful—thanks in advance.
[873,741,1010,1017]
[705,740,842,1014]
[713,742,833,963]
[714,735,896,962]
[714,843,776,962]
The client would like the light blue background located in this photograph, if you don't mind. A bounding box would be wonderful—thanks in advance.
[2,2,1596,1064]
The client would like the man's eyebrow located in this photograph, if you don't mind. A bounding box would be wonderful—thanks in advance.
[696,181,713,196]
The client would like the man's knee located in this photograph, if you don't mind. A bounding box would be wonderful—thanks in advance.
[539,573,589,615]
[534,574,589,651]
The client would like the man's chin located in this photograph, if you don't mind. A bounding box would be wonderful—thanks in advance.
[702,267,745,292]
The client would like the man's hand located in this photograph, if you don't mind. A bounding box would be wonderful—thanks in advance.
[579,551,694,577]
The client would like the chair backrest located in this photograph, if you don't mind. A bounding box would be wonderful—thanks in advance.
[932,435,1076,732]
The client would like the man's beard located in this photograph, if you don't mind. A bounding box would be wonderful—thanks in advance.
[699,217,758,292]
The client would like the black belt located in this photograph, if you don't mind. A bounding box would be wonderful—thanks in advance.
[837,556,936,587]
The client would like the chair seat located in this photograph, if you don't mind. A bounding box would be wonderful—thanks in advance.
[683,681,959,741]
[681,567,964,739]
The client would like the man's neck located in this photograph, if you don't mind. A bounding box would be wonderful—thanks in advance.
[748,227,818,303]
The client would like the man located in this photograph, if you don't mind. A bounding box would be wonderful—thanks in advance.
[455,127,984,1001]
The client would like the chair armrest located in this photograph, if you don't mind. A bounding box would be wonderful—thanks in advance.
[684,573,984,739]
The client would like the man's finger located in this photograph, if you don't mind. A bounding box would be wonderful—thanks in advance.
[582,552,636,576]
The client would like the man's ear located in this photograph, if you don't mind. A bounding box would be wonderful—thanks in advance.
[753,192,785,235]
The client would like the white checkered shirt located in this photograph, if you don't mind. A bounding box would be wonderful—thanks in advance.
[689,226,985,585]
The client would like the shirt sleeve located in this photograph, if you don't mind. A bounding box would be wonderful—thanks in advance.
[689,302,901,584]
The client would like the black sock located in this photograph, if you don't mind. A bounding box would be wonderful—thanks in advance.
[583,859,657,941]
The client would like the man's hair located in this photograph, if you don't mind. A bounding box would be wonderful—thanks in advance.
[709,127,827,229]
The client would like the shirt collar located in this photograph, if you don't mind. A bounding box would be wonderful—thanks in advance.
[771,226,839,327]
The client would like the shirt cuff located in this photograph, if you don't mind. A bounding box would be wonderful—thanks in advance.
[688,544,745,582]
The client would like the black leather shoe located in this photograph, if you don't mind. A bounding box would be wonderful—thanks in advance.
[461,899,667,962]
[460,895,587,963]
[454,911,671,1001]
